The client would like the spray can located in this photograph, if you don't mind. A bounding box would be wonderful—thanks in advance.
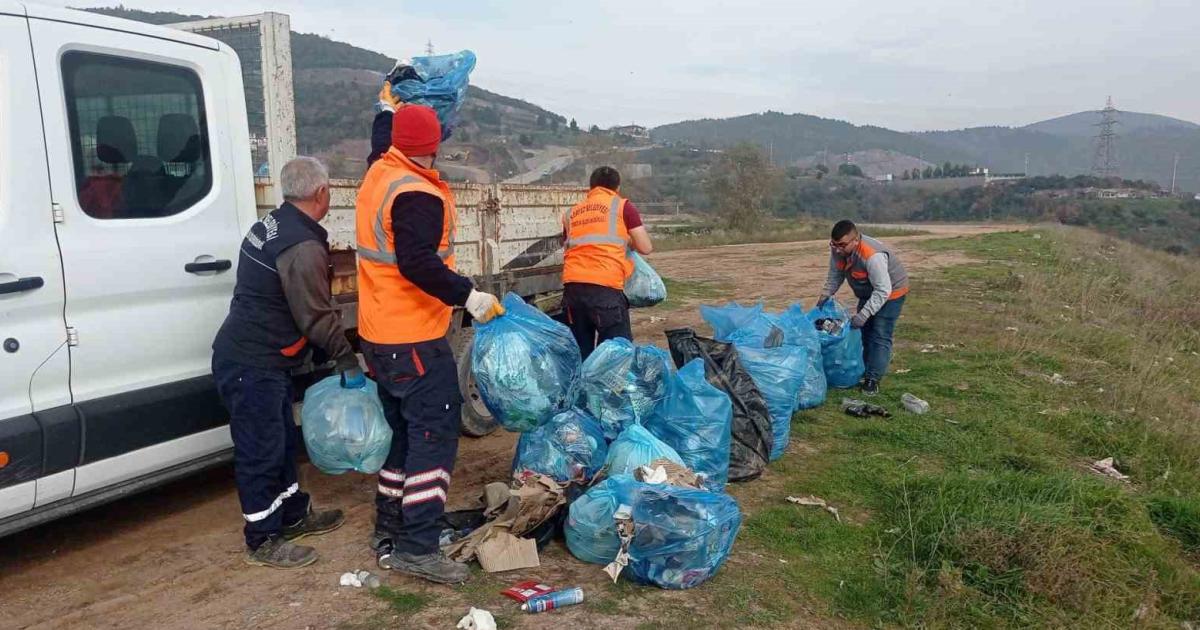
[520,587,584,613]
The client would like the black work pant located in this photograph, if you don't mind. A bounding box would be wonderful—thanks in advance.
[361,338,462,556]
[563,282,633,360]
[212,356,310,550]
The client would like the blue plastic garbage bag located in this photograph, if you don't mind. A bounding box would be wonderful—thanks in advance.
[735,344,806,461]
[579,339,675,440]
[301,375,392,474]
[645,360,732,490]
[604,423,684,477]
[625,252,667,308]
[512,408,608,484]
[701,302,766,342]
[472,293,581,432]
[776,304,827,409]
[565,476,743,589]
[386,50,476,139]
[564,475,628,565]
[806,300,865,388]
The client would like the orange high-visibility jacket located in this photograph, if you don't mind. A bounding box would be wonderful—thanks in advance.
[563,186,633,290]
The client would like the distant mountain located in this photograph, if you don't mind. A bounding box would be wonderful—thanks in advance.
[652,111,977,166]
[1024,110,1200,137]
[653,108,1200,193]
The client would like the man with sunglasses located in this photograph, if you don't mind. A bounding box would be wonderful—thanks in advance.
[816,220,909,395]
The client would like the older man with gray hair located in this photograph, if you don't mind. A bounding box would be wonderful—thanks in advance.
[212,156,356,569]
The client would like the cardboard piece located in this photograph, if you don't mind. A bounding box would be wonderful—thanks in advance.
[446,474,566,572]
[476,532,540,573]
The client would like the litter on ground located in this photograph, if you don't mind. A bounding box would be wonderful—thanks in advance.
[1090,457,1130,482]
[786,495,841,522]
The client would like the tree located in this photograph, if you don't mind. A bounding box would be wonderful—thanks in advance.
[705,143,783,231]
[923,166,933,179]
[815,164,830,175]
[934,167,944,178]
[536,114,547,128]
[943,162,953,178]
[569,118,579,131]
[838,163,864,177]
[901,170,911,180]
[588,124,601,134]
[911,168,922,180]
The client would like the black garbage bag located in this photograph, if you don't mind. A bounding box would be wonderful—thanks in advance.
[665,328,772,481]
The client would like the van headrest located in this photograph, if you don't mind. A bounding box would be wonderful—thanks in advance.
[96,115,137,165]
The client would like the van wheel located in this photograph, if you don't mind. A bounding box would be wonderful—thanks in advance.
[455,327,499,437]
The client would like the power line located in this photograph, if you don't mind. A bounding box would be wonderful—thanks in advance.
[1091,96,1119,178]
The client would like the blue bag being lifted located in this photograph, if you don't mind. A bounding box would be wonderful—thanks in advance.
[806,299,865,388]
[645,359,733,490]
[385,50,476,138]
[624,252,667,308]
[471,293,581,432]
[512,408,608,485]
[301,375,392,474]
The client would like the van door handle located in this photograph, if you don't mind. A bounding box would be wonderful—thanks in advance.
[184,259,232,274]
[0,276,44,295]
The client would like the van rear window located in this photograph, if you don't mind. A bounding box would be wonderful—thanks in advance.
[62,52,212,220]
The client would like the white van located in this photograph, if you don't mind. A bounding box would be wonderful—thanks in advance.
[0,3,580,537]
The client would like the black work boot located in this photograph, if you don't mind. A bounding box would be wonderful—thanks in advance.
[861,378,880,396]
[379,550,469,584]
[282,507,345,541]
[245,536,318,569]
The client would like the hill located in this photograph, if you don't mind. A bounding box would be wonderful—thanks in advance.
[652,111,977,167]
[654,108,1200,193]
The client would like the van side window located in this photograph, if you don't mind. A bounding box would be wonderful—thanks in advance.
[62,52,212,220]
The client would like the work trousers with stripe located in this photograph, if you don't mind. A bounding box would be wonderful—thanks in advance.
[212,356,311,550]
[361,338,462,556]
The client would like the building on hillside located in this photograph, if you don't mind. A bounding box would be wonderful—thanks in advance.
[873,173,894,182]
[609,124,650,139]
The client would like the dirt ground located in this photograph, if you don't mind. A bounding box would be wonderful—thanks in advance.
[0,224,1021,630]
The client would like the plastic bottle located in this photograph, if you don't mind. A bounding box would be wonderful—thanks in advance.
[520,587,584,613]
[901,393,930,415]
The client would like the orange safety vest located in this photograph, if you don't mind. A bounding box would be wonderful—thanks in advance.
[356,148,458,345]
[562,187,634,290]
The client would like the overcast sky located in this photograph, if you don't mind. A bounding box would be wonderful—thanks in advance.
[53,0,1199,131]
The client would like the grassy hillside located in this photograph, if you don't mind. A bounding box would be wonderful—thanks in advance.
[736,228,1200,627]
[1026,110,1200,137]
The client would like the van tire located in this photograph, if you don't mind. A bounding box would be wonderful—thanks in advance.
[454,327,499,437]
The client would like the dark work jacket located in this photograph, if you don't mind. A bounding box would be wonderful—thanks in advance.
[212,202,328,369]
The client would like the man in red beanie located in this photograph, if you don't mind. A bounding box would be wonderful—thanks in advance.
[356,94,501,584]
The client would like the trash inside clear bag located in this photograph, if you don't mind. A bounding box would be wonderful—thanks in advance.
[624,252,667,308]
[472,293,581,432]
[578,339,674,440]
[512,407,608,484]
[806,299,865,388]
[301,375,392,474]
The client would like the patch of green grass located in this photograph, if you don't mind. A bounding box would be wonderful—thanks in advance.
[371,586,430,616]
[1148,496,1200,553]
[654,222,927,252]
[659,276,731,310]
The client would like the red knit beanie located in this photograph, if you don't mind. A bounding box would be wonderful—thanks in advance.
[391,105,442,156]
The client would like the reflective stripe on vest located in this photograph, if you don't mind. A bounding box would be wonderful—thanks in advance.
[565,196,627,250]
[356,175,456,264]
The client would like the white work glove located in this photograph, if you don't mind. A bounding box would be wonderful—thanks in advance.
[465,290,503,324]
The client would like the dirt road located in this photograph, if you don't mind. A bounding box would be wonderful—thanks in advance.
[0,225,1020,630]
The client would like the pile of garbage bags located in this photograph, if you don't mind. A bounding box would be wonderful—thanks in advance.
[806,299,865,388]
[565,475,742,590]
[472,293,581,432]
[625,252,667,308]
[701,302,822,461]
[578,339,674,440]
[301,375,392,475]
[512,408,608,485]
[644,359,733,490]
[384,51,476,139]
